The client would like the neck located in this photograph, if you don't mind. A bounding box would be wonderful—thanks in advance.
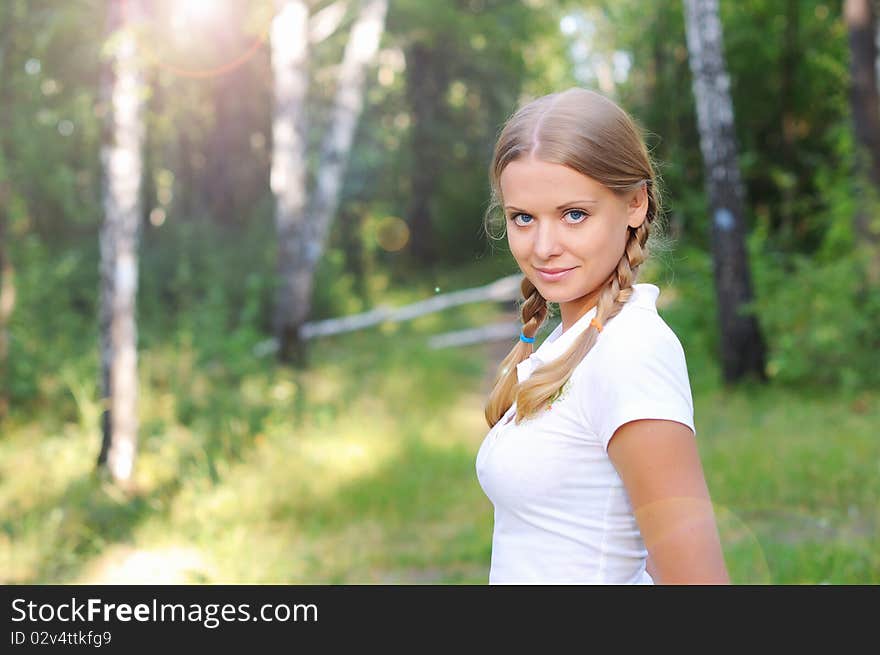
[559,272,627,332]
[559,291,601,333]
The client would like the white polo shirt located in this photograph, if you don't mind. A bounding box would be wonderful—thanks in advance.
[475,283,696,584]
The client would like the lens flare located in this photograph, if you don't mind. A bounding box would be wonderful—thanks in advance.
[131,0,272,80]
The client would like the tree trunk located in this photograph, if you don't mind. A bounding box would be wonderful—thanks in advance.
[403,42,449,267]
[272,0,388,365]
[683,0,767,383]
[97,0,145,486]
[270,0,311,366]
[845,0,880,282]
[201,4,251,227]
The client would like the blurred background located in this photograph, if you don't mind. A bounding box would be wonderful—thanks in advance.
[1,0,878,584]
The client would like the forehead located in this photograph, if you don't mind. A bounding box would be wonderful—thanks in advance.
[499,158,607,207]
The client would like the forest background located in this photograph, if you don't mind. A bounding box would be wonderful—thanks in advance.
[1,0,878,584]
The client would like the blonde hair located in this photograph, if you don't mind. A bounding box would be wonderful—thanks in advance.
[483,87,664,428]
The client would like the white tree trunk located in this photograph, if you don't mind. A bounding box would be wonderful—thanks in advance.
[309,0,348,45]
[683,0,766,382]
[683,0,742,197]
[272,0,388,363]
[98,0,144,485]
[309,0,388,252]
[271,0,311,363]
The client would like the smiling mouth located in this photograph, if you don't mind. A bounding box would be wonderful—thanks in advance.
[534,266,577,282]
[536,267,575,274]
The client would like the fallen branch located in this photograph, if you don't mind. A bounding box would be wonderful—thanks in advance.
[300,273,522,339]
[427,321,521,349]
[252,273,524,357]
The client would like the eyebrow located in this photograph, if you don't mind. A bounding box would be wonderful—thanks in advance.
[504,200,599,212]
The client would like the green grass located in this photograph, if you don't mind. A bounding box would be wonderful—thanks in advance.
[1,263,878,584]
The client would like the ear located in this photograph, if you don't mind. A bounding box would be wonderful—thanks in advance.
[626,182,649,229]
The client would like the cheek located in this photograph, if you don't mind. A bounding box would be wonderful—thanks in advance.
[506,231,529,261]
[577,220,624,258]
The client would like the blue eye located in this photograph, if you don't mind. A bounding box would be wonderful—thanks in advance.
[510,213,533,226]
[565,209,589,223]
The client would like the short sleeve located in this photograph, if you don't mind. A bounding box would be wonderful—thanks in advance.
[576,317,696,452]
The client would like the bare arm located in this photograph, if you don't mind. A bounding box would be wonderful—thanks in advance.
[607,418,729,585]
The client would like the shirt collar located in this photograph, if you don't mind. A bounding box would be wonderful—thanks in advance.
[515,283,660,384]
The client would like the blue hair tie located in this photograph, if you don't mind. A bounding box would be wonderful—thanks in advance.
[519,331,535,344]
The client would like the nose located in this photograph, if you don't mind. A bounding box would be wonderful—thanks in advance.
[532,219,564,260]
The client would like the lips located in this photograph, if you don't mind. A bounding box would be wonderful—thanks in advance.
[536,267,574,274]
[534,266,576,282]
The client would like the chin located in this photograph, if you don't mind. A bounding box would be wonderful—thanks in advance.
[532,285,573,304]
[547,295,579,305]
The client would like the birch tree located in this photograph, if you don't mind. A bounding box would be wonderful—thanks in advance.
[271,0,388,365]
[845,0,880,281]
[683,0,767,382]
[96,0,145,484]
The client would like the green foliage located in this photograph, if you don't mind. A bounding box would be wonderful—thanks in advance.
[138,217,278,370]
[749,228,880,391]
[722,0,849,255]
[610,0,850,258]
[6,234,98,413]
[746,111,880,391]
[344,0,570,265]
[311,246,367,320]
[2,1,104,238]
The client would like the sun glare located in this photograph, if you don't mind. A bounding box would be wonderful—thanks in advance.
[172,0,221,30]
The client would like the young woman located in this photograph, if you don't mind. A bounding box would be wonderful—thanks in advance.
[476,87,729,585]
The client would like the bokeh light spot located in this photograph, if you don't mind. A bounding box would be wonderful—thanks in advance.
[150,208,167,227]
[375,216,410,252]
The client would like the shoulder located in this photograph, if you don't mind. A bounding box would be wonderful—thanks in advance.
[571,308,691,400]
[570,304,696,450]
[590,305,687,373]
